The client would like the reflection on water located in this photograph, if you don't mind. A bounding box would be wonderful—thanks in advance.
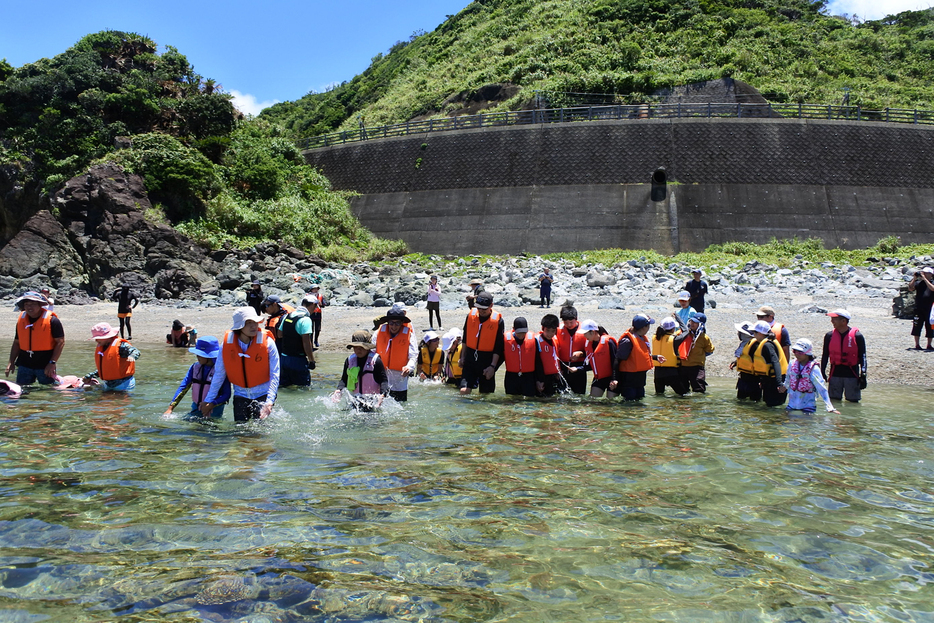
[0,347,932,621]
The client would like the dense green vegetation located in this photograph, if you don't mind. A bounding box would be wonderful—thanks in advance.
[260,0,934,137]
[0,31,406,260]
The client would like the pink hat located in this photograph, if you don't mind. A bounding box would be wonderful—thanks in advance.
[53,375,84,390]
[89,322,120,340]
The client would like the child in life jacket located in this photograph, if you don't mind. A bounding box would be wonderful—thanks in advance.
[442,328,463,386]
[580,319,618,398]
[85,322,140,392]
[164,336,231,421]
[333,330,390,409]
[677,313,715,393]
[779,338,839,414]
[417,331,444,381]
[730,321,761,401]
[652,318,689,396]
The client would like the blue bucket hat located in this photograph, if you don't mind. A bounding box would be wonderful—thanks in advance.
[189,336,221,359]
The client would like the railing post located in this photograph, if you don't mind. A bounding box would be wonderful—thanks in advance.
[561,108,565,123]
[454,116,458,130]
[479,113,484,127]
[588,106,593,120]
[707,103,711,118]
[915,109,918,124]
[886,108,890,122]
[737,103,741,118]
[828,105,832,119]
[429,119,433,132]
[678,102,682,118]
[857,106,861,121]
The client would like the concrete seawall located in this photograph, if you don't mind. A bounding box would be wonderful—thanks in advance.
[303,118,934,255]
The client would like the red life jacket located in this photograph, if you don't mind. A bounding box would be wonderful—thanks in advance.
[376,324,413,371]
[585,335,616,380]
[222,329,272,388]
[504,332,537,374]
[465,309,501,352]
[96,338,135,381]
[536,336,561,376]
[828,327,860,372]
[618,330,653,373]
[556,326,587,363]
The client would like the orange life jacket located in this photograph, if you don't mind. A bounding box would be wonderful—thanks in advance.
[464,309,502,352]
[536,336,561,376]
[504,332,537,374]
[376,324,413,371]
[556,326,587,363]
[16,310,56,352]
[222,329,272,388]
[585,335,616,380]
[264,304,295,341]
[95,338,135,381]
[618,330,653,373]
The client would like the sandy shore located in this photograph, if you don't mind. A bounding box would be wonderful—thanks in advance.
[41,294,934,387]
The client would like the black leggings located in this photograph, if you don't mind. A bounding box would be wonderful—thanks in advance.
[427,301,441,328]
[118,316,132,339]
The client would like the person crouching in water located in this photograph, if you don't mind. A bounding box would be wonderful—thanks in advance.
[417,331,444,381]
[748,320,788,407]
[535,314,563,397]
[677,313,715,393]
[200,307,280,422]
[652,318,689,396]
[86,322,139,391]
[442,328,463,386]
[616,314,664,401]
[333,330,389,410]
[779,338,840,414]
[165,336,230,421]
[503,317,537,397]
[580,319,618,398]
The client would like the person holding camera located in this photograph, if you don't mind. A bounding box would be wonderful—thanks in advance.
[908,267,934,350]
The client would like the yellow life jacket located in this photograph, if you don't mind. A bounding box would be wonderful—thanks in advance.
[737,340,757,374]
[651,332,680,368]
[419,345,443,378]
[752,337,788,377]
[446,344,463,379]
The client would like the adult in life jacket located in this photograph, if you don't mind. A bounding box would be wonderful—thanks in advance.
[535,314,563,397]
[503,317,538,397]
[6,291,64,386]
[652,318,689,396]
[375,303,417,402]
[756,305,791,362]
[579,319,618,398]
[87,322,140,392]
[820,309,867,403]
[417,331,444,381]
[556,305,588,394]
[731,321,762,402]
[276,296,318,388]
[164,336,231,421]
[261,295,294,343]
[749,320,788,407]
[779,338,839,414]
[307,284,328,348]
[677,313,715,393]
[442,328,463,387]
[458,292,505,395]
[200,307,280,422]
[333,330,389,411]
[616,314,664,401]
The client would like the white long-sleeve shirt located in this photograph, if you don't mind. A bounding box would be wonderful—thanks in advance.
[782,361,835,413]
[204,334,280,405]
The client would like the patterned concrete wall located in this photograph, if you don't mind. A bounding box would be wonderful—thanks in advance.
[303,118,934,254]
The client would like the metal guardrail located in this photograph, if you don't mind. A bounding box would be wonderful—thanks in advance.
[298,102,934,150]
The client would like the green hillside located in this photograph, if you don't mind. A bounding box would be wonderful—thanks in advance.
[260,0,934,137]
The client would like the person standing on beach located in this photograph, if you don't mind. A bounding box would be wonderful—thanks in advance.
[246,281,264,316]
[308,285,327,348]
[112,285,138,340]
[459,292,504,395]
[6,291,64,386]
[684,268,708,313]
[556,305,588,394]
[673,291,697,332]
[908,267,934,350]
[821,309,867,403]
[426,275,442,330]
[466,279,483,309]
[538,268,553,308]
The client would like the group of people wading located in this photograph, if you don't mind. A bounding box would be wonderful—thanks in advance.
[3,277,870,420]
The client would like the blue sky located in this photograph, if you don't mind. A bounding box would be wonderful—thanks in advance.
[2,0,930,116]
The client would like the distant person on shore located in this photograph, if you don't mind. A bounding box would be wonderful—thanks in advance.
[581,320,618,398]
[164,336,230,421]
[200,307,280,421]
[39,287,55,312]
[756,305,791,361]
[615,314,662,401]
[750,320,787,407]
[6,291,64,386]
[276,296,317,388]
[908,267,934,350]
[538,268,553,308]
[262,295,293,343]
[246,281,264,316]
[332,330,389,411]
[535,314,563,397]
[652,318,688,396]
[112,285,138,340]
[678,313,714,393]
[466,279,483,309]
[308,284,328,348]
[459,292,504,395]
[442,328,463,386]
[166,319,197,347]
[86,322,139,392]
[426,275,442,330]
[503,317,537,397]
[673,291,697,332]
[557,305,587,394]
[375,303,417,402]
[779,338,839,414]
[684,268,708,313]
[417,331,444,381]
[821,309,867,403]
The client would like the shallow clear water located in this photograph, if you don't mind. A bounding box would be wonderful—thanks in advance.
[0,346,932,622]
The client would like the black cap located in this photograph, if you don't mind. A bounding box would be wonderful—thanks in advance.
[262,294,281,306]
[513,317,528,332]
[474,292,494,309]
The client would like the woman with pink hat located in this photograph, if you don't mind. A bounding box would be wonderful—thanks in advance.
[86,322,139,391]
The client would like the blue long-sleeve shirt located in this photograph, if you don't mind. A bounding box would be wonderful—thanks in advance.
[170,361,230,409]
[203,334,280,405]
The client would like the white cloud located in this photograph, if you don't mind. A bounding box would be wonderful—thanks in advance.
[229,90,280,117]
[826,0,933,20]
